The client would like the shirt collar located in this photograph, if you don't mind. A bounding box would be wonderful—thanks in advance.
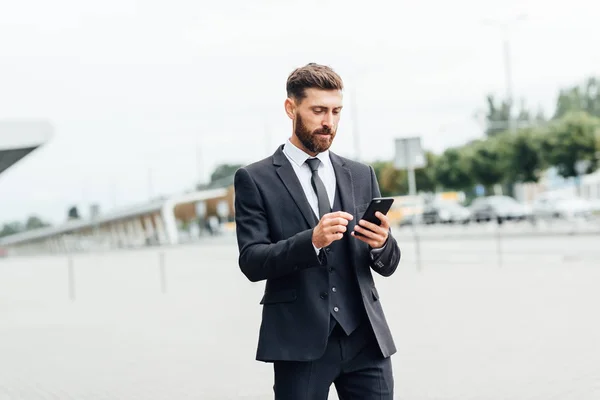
[284,139,330,168]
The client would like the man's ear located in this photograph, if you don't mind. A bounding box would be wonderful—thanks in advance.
[284,98,295,120]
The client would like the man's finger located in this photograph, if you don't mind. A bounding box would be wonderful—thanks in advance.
[352,231,379,246]
[327,225,347,234]
[376,211,390,229]
[332,217,349,226]
[358,219,385,234]
[353,224,378,239]
[331,211,353,220]
[324,217,348,227]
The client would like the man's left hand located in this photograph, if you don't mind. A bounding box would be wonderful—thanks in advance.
[351,211,390,249]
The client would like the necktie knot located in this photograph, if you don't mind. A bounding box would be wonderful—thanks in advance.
[306,158,321,172]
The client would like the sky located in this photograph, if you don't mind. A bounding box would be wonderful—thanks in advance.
[1,0,599,224]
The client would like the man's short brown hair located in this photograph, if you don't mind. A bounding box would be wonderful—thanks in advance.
[286,63,344,102]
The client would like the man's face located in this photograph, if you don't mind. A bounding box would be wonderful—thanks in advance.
[287,88,343,155]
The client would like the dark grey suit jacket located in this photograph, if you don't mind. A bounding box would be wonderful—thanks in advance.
[234,145,401,362]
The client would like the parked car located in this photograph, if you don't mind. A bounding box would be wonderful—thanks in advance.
[469,195,531,223]
[532,193,594,220]
[422,200,471,224]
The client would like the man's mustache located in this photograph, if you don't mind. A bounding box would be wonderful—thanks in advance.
[313,127,332,135]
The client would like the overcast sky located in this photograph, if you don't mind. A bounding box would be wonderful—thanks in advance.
[1,0,598,224]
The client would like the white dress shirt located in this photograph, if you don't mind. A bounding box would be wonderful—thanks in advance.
[282,139,336,217]
[282,139,388,259]
[282,140,336,254]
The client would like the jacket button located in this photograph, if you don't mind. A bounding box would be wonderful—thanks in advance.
[320,292,328,299]
[333,306,339,312]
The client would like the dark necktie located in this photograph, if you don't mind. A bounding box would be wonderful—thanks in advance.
[305,158,331,219]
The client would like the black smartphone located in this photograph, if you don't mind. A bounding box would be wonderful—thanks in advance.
[355,197,395,235]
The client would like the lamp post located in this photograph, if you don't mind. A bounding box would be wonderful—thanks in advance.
[483,13,528,133]
[349,66,369,162]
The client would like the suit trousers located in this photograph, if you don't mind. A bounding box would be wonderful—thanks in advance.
[272,321,394,400]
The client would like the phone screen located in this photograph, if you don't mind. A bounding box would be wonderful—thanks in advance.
[355,197,394,235]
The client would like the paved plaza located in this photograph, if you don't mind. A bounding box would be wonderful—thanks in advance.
[1,231,599,399]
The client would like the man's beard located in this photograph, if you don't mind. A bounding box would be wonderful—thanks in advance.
[295,114,336,154]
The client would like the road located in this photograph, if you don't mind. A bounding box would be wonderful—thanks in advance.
[0,233,599,399]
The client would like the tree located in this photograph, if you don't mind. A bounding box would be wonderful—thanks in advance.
[67,206,80,220]
[542,111,600,179]
[210,163,243,183]
[372,161,407,196]
[516,98,532,125]
[534,107,547,124]
[25,215,50,230]
[0,222,24,238]
[371,161,388,186]
[554,77,600,119]
[414,151,438,193]
[484,94,511,137]
[466,139,507,193]
[502,128,546,183]
[433,147,473,191]
[481,95,538,137]
[371,153,437,197]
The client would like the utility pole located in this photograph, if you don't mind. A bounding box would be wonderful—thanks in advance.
[483,13,528,134]
[350,66,368,162]
[350,85,360,162]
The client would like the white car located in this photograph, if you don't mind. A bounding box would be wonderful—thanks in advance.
[532,194,593,220]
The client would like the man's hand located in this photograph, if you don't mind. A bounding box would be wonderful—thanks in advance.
[351,211,390,249]
[312,211,354,249]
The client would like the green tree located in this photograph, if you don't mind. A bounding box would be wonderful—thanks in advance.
[210,163,243,183]
[554,77,600,119]
[484,94,511,137]
[414,151,438,193]
[371,161,389,187]
[371,152,436,196]
[25,215,50,230]
[466,139,507,192]
[481,95,537,136]
[371,161,407,196]
[67,206,80,220]
[542,111,600,178]
[434,147,473,190]
[0,221,24,238]
[502,128,546,183]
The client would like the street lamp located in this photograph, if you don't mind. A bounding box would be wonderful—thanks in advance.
[349,66,369,162]
[483,13,528,134]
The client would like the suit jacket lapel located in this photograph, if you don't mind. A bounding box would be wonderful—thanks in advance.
[330,151,356,222]
[273,145,318,228]
[330,152,360,264]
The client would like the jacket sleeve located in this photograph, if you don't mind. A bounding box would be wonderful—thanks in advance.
[367,165,401,277]
[234,167,322,282]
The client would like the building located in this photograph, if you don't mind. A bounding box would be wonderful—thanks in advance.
[0,187,233,256]
[0,120,236,256]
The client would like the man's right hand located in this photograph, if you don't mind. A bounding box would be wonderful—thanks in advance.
[312,211,354,249]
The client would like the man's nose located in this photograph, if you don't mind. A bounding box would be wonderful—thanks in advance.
[322,112,334,127]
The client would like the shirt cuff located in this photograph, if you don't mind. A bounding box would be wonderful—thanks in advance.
[313,243,321,255]
[369,239,388,260]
